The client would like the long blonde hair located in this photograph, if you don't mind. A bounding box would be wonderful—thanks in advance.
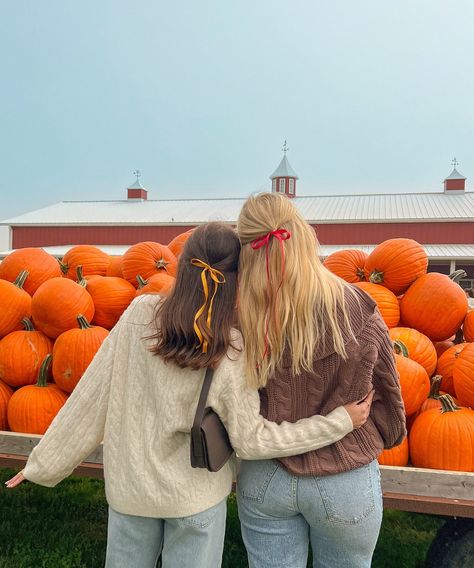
[237,193,354,389]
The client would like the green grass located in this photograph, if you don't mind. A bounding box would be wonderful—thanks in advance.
[0,468,443,568]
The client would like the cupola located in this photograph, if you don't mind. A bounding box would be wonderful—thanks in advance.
[444,158,466,193]
[270,141,298,198]
[127,170,148,201]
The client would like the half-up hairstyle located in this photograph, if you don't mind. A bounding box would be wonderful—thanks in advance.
[150,223,240,369]
[237,193,356,389]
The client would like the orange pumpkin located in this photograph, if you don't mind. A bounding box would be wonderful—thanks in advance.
[435,343,468,397]
[416,375,448,414]
[353,282,399,328]
[122,242,177,286]
[106,256,123,278]
[168,230,194,258]
[79,271,136,329]
[52,315,109,393]
[60,245,110,280]
[464,310,474,342]
[0,318,54,387]
[364,238,428,295]
[409,395,474,471]
[323,250,368,283]
[378,436,409,466]
[7,354,68,435]
[31,277,95,339]
[453,342,474,408]
[0,248,62,295]
[0,272,32,338]
[389,327,437,377]
[135,273,176,297]
[400,273,468,341]
[394,342,430,415]
[0,379,13,430]
[434,340,455,358]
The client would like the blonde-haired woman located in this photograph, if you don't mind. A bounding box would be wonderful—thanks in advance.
[236,194,406,568]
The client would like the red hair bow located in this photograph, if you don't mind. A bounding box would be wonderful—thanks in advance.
[251,229,291,358]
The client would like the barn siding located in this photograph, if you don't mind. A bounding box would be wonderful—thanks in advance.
[12,225,197,248]
[10,220,474,249]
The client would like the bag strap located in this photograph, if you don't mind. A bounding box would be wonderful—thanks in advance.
[193,367,214,429]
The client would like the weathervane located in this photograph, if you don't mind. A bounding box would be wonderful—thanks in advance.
[133,169,141,182]
[451,158,459,168]
[282,140,289,155]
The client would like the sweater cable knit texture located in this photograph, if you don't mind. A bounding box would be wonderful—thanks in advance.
[260,285,407,476]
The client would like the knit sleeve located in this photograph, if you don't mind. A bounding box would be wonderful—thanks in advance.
[22,315,127,487]
[369,312,407,449]
[211,357,354,460]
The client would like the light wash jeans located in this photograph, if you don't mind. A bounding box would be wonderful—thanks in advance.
[105,499,227,568]
[237,459,383,568]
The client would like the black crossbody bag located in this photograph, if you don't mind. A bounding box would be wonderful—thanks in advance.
[190,367,234,472]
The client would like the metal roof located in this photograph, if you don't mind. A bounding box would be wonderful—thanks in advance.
[444,168,466,181]
[2,243,474,261]
[270,156,299,179]
[2,191,474,226]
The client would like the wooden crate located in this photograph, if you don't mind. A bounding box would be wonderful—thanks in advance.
[1,432,473,517]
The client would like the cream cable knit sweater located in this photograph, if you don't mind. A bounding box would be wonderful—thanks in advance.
[23,295,353,518]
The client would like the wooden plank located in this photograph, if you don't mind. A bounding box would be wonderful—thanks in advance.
[383,492,474,518]
[0,453,104,479]
[380,465,474,501]
[1,432,473,513]
[0,432,103,464]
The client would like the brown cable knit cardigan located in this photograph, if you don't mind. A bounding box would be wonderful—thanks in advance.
[259,285,407,476]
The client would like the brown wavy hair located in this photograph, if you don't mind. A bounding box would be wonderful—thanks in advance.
[150,223,241,369]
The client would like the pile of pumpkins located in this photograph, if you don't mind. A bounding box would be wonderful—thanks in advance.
[324,238,474,472]
[0,231,192,436]
[1,234,473,473]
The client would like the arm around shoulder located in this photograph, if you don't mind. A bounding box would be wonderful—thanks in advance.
[211,356,354,460]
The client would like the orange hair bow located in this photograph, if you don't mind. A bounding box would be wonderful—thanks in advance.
[191,258,226,353]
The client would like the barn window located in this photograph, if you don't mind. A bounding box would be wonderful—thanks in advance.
[279,179,286,193]
[289,179,295,195]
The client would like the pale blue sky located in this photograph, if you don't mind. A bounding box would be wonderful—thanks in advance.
[1,0,473,220]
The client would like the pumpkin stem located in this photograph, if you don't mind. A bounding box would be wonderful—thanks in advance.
[136,275,149,289]
[21,318,35,332]
[438,394,462,413]
[449,269,467,283]
[36,354,53,387]
[393,339,409,358]
[356,267,366,281]
[13,270,29,290]
[369,270,384,285]
[76,314,93,330]
[76,266,88,288]
[428,375,443,399]
[155,258,169,272]
[58,259,68,275]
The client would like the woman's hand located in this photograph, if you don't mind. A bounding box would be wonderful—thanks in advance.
[4,470,26,489]
[344,389,375,429]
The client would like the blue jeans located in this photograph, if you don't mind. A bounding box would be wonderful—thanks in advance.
[237,459,383,568]
[105,499,227,568]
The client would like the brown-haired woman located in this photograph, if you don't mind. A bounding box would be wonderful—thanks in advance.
[6,222,372,568]
[236,194,406,568]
